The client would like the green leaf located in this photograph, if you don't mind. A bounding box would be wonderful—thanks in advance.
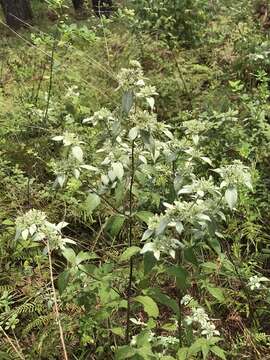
[184,247,198,267]
[166,265,188,290]
[115,345,135,359]
[120,246,140,262]
[202,343,210,359]
[177,347,189,360]
[76,251,97,265]
[136,211,154,224]
[2,219,14,226]
[58,270,70,294]
[147,288,179,316]
[225,186,237,210]
[208,237,221,255]
[0,352,13,359]
[188,338,206,356]
[105,215,126,237]
[211,345,226,359]
[122,90,134,114]
[85,193,100,214]
[134,295,159,318]
[62,248,76,264]
[111,327,125,338]
[143,252,157,274]
[207,286,225,303]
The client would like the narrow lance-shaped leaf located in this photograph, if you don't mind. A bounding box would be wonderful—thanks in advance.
[225,186,237,210]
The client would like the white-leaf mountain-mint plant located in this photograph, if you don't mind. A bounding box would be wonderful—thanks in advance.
[47,60,252,357]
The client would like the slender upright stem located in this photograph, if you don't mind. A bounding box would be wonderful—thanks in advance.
[125,141,135,343]
[43,37,56,124]
[176,250,183,347]
[47,241,69,360]
[0,327,25,360]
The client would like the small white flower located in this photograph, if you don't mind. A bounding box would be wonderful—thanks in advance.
[248,275,269,291]
[181,294,193,305]
[201,322,220,339]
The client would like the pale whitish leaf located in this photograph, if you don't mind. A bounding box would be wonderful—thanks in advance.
[220,180,227,189]
[57,174,66,188]
[142,229,153,241]
[163,128,174,140]
[141,242,160,260]
[129,127,138,141]
[153,150,160,162]
[108,170,116,182]
[82,117,91,124]
[122,91,134,114]
[201,156,212,166]
[52,136,63,142]
[112,162,124,180]
[147,97,155,110]
[15,229,21,241]
[73,168,80,179]
[56,221,69,230]
[156,217,169,236]
[197,214,211,222]
[192,134,199,145]
[62,238,76,245]
[101,174,110,185]
[243,173,253,190]
[80,164,98,171]
[225,187,237,209]
[29,224,37,236]
[215,231,224,238]
[21,229,29,240]
[176,222,184,234]
[139,155,147,164]
[72,146,83,163]
[120,246,141,262]
[134,295,159,318]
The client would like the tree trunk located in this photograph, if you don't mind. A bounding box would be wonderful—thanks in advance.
[72,0,84,11]
[0,0,33,29]
[92,0,113,17]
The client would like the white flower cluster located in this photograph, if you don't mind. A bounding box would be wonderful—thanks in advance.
[83,108,115,126]
[141,236,180,260]
[15,209,75,250]
[183,295,220,339]
[248,275,269,291]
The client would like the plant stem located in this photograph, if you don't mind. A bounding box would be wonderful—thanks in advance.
[125,141,135,343]
[177,250,183,347]
[43,36,56,124]
[47,241,69,360]
[0,327,25,360]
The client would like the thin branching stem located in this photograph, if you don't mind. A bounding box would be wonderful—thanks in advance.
[0,327,25,360]
[47,241,69,360]
[125,140,135,343]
